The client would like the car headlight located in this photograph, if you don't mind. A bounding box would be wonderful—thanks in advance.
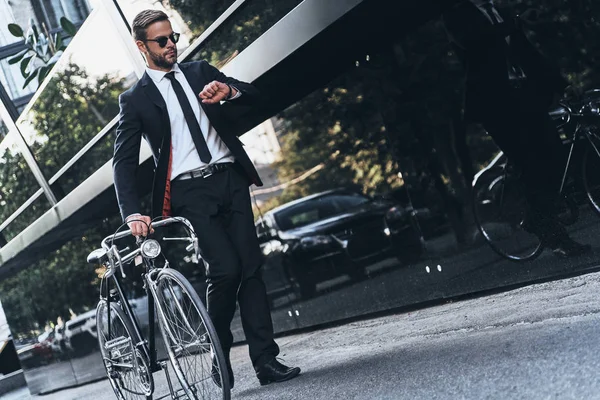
[299,235,333,248]
[385,206,405,220]
[141,239,161,259]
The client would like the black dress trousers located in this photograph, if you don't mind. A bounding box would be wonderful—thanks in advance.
[169,162,280,367]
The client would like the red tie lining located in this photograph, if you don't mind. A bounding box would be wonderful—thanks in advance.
[162,142,173,217]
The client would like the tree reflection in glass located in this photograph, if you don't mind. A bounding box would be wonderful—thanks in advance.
[15,6,136,183]
[0,127,47,240]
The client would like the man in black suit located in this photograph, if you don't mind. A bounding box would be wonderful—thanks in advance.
[113,9,300,387]
[443,0,590,257]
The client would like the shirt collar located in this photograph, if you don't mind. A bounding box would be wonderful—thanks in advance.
[145,63,182,84]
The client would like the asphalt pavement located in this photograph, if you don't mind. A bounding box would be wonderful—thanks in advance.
[4,267,600,400]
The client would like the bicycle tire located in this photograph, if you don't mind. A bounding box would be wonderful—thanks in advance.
[96,300,153,400]
[472,167,543,262]
[582,144,600,216]
[152,268,231,400]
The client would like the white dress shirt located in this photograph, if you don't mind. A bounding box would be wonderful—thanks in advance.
[145,63,240,180]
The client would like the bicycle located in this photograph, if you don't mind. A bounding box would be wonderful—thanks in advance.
[472,89,600,261]
[86,216,231,399]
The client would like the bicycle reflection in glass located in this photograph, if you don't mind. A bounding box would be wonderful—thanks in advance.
[87,216,230,399]
[473,89,600,261]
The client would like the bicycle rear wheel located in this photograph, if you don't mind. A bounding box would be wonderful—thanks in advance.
[152,268,230,400]
[473,167,543,261]
[96,300,153,400]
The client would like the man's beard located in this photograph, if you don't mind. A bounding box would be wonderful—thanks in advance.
[147,47,176,69]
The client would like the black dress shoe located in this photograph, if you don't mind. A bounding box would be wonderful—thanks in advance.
[255,358,301,386]
[551,238,592,258]
[211,357,234,389]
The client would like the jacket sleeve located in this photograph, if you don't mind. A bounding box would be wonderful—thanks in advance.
[113,91,143,222]
[199,60,261,106]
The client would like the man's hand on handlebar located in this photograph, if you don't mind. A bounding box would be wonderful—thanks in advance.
[126,214,154,237]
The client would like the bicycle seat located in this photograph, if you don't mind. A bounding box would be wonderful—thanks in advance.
[87,248,108,265]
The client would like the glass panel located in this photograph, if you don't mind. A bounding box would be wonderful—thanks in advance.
[2,195,50,241]
[0,0,93,47]
[0,214,122,393]
[54,127,114,195]
[0,58,37,101]
[38,0,92,30]
[16,5,137,181]
[114,0,237,54]
[245,5,600,330]
[0,129,47,241]
[191,0,303,68]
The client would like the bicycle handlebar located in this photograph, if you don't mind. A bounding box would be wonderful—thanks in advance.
[100,217,198,279]
[101,217,196,250]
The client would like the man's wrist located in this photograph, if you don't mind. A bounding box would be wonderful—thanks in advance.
[126,213,141,222]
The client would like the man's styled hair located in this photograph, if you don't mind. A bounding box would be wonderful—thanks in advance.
[132,10,169,41]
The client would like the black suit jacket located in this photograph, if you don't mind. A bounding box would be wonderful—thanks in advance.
[113,60,263,221]
[443,2,568,121]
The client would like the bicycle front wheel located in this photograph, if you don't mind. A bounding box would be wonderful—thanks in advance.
[582,141,600,216]
[96,300,153,400]
[153,268,230,400]
[473,167,543,261]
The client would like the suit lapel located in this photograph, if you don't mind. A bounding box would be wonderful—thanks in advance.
[141,72,167,110]
[180,63,217,119]
[179,63,203,96]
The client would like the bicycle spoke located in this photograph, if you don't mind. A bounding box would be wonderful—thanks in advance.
[154,271,227,399]
[96,301,152,400]
[473,168,542,261]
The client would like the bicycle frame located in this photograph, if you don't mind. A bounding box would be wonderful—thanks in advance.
[98,217,200,400]
[100,261,155,377]
[556,101,600,195]
[474,98,600,195]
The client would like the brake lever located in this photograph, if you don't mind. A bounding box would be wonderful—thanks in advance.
[162,237,193,242]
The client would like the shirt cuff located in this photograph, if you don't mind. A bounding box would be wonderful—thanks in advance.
[125,213,141,222]
[228,85,242,100]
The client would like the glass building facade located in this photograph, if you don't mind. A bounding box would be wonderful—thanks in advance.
[0,0,599,395]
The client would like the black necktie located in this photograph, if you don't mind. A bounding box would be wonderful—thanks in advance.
[164,71,212,163]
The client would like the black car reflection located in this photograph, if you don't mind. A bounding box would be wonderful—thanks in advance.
[257,189,423,298]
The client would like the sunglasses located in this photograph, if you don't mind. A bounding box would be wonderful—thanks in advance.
[145,32,180,48]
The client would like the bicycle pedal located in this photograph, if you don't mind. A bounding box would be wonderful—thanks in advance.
[105,336,133,359]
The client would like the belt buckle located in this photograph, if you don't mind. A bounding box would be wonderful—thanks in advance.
[201,167,213,178]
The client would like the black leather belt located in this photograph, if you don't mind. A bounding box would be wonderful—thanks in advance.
[174,162,232,181]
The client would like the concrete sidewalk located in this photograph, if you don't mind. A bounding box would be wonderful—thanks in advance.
[9,270,600,399]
